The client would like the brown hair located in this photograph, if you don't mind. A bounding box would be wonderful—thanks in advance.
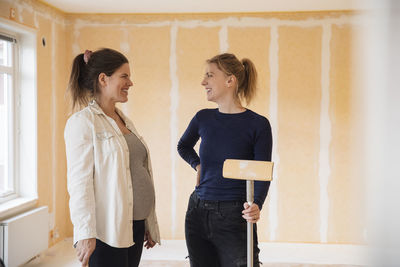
[67,48,129,112]
[207,53,258,105]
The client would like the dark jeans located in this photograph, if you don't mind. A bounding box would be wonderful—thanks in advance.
[89,220,145,267]
[185,191,260,267]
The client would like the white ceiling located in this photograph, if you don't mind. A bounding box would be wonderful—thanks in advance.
[42,0,370,14]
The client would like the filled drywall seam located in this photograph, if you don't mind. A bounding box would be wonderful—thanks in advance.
[268,20,279,242]
[169,22,179,238]
[319,22,332,243]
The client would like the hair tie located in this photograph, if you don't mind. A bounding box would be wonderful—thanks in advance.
[83,50,93,64]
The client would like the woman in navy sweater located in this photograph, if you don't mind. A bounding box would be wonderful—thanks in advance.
[177,53,273,267]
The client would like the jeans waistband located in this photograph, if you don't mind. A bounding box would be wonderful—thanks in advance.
[192,191,245,210]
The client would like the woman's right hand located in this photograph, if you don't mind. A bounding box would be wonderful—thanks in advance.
[195,164,201,186]
[75,238,96,267]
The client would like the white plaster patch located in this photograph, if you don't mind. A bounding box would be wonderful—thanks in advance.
[72,43,80,55]
[48,211,55,230]
[319,23,332,243]
[17,0,66,25]
[18,5,24,23]
[72,28,80,55]
[169,23,179,238]
[51,21,57,235]
[33,12,39,28]
[120,42,130,54]
[70,14,364,30]
[219,25,229,53]
[120,28,130,54]
[268,21,280,242]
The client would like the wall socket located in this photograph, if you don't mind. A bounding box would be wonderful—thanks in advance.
[10,8,16,20]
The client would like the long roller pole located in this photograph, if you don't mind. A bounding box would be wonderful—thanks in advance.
[246,180,254,267]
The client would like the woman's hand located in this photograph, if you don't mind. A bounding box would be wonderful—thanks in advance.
[75,238,96,267]
[195,164,201,186]
[242,202,260,223]
[144,231,156,249]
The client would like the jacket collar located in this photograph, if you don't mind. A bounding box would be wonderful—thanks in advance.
[89,100,125,117]
[88,99,104,115]
[89,100,136,134]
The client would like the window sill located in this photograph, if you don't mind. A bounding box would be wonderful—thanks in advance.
[0,197,37,221]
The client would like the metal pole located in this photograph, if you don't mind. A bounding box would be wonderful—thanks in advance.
[246,180,254,267]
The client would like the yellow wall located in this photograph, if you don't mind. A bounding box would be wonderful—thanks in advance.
[0,0,366,246]
[0,0,71,245]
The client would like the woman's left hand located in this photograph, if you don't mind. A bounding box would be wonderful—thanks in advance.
[242,202,260,223]
[144,231,156,249]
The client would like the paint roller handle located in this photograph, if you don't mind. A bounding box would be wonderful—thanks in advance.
[246,179,254,267]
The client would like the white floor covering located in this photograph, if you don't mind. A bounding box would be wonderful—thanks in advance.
[21,238,369,267]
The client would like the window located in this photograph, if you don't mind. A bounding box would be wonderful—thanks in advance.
[0,34,17,200]
[0,19,37,217]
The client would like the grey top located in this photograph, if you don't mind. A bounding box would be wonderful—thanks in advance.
[124,132,155,220]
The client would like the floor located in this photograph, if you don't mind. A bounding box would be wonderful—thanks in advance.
[22,239,367,267]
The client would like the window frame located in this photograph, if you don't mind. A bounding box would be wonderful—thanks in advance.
[0,17,37,219]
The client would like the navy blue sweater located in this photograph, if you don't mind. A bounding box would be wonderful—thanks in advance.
[177,108,272,209]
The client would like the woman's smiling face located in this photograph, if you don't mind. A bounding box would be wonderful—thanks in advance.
[201,63,233,103]
[100,63,133,104]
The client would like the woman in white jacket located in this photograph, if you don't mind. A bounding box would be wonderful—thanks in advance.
[64,48,160,267]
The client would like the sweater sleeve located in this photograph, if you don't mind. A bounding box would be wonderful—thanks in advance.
[253,118,273,210]
[177,113,201,170]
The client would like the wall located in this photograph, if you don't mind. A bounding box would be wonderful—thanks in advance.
[0,0,366,246]
[0,0,70,245]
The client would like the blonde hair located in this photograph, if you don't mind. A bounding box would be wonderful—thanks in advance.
[207,53,258,105]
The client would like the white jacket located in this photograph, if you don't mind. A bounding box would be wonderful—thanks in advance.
[64,100,160,248]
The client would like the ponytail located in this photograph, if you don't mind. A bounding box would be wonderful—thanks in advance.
[240,58,257,105]
[67,53,89,113]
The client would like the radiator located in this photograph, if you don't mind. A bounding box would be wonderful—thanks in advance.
[0,206,49,267]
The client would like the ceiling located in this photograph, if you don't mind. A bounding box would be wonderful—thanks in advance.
[41,0,370,14]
